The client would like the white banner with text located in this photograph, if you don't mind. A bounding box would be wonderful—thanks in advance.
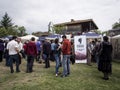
[74,36,87,63]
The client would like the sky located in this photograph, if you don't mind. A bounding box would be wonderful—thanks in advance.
[0,0,120,34]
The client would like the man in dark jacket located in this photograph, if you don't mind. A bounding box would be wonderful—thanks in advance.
[98,36,113,80]
[42,39,51,68]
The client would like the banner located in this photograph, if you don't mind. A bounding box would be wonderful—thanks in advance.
[74,36,87,63]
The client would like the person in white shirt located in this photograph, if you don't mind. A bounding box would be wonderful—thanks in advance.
[7,36,20,73]
[17,38,23,52]
[16,38,23,64]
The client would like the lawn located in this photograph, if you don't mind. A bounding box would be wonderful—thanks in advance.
[0,59,120,90]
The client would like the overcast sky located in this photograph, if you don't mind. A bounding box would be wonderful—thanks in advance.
[0,0,120,33]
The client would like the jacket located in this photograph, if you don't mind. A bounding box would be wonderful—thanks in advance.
[62,39,71,55]
[26,41,37,56]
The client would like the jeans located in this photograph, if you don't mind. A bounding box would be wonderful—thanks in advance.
[0,51,3,62]
[45,54,50,68]
[27,55,35,72]
[36,51,41,61]
[62,55,70,76]
[4,50,10,66]
[9,54,20,72]
[6,55,10,66]
[54,54,60,74]
[95,54,99,66]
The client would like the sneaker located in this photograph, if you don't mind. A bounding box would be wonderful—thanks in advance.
[67,72,70,75]
[61,75,67,78]
[58,72,61,75]
[56,74,58,77]
[11,70,14,73]
[102,77,109,80]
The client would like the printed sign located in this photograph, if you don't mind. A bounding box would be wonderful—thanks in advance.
[74,36,87,63]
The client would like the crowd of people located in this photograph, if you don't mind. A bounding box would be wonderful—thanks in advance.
[0,35,72,77]
[87,36,113,80]
[0,35,113,80]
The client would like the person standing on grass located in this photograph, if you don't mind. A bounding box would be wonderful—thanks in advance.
[23,40,29,59]
[16,38,23,65]
[53,38,61,77]
[36,40,42,63]
[25,37,37,73]
[7,36,20,73]
[50,40,55,61]
[0,39,4,62]
[61,35,71,77]
[94,39,101,66]
[58,42,62,67]
[4,39,10,66]
[42,39,51,68]
[98,36,113,80]
[87,39,92,66]
[70,41,75,65]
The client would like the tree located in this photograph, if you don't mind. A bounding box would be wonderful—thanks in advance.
[94,30,102,34]
[0,27,8,37]
[53,25,65,34]
[13,25,26,36]
[0,13,27,37]
[0,12,13,29]
[112,19,120,29]
[18,26,26,36]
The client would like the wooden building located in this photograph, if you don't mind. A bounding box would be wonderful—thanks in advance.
[32,31,49,37]
[54,19,98,35]
[108,28,120,36]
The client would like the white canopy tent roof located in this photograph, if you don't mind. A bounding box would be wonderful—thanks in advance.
[112,34,120,39]
[20,35,39,41]
[81,32,102,38]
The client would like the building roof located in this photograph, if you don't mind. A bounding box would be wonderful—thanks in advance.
[54,19,98,29]
[109,27,120,32]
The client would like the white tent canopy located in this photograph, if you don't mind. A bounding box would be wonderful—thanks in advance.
[112,34,120,39]
[20,35,38,41]
[81,32,102,38]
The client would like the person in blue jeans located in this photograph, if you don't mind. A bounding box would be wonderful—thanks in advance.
[7,36,20,73]
[36,40,42,63]
[62,55,70,76]
[61,35,71,77]
[53,38,61,77]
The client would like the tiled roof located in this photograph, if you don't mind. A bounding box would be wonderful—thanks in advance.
[54,19,98,29]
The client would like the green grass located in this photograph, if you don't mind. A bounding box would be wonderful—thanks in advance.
[0,59,120,90]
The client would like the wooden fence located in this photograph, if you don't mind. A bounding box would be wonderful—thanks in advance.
[111,38,120,60]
